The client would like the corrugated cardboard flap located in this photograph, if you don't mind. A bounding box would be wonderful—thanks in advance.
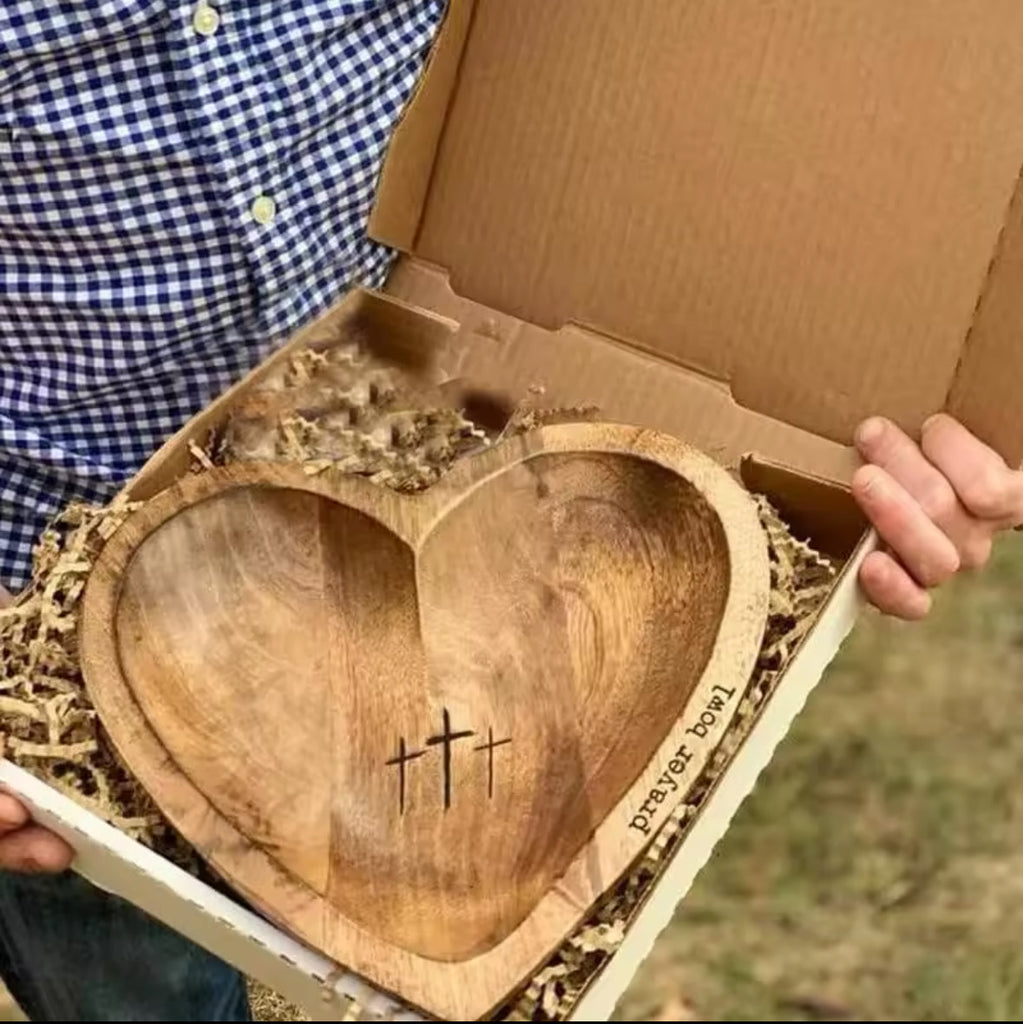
[372,0,1023,467]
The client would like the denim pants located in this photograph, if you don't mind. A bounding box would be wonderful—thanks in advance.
[0,869,251,1021]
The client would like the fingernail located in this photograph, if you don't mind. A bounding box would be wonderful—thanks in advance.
[854,464,886,498]
[922,413,942,434]
[856,417,884,448]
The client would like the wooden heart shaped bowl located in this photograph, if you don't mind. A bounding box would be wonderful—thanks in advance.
[79,422,771,1019]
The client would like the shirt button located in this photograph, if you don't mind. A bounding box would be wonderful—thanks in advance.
[192,2,221,37]
[250,194,277,226]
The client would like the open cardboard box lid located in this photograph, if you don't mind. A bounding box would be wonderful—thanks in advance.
[370,0,1023,483]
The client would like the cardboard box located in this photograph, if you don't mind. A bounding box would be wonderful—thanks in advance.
[5,0,1023,1019]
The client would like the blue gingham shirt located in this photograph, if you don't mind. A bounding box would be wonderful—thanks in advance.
[0,0,445,590]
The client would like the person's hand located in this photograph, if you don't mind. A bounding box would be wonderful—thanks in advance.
[852,413,1023,621]
[0,792,73,873]
[0,586,74,873]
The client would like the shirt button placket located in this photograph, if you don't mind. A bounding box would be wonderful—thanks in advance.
[186,4,280,235]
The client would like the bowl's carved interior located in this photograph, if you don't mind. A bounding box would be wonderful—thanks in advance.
[113,451,731,962]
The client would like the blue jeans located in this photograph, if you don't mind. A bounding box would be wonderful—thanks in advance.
[0,870,251,1021]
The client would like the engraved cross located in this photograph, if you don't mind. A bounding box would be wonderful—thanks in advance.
[474,727,513,799]
[385,737,425,815]
[425,708,475,810]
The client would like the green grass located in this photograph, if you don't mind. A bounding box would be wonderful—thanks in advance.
[617,533,1023,1022]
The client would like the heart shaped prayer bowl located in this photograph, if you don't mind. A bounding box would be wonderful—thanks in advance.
[80,422,770,1019]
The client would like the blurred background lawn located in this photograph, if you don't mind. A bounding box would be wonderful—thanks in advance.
[616,530,1023,1022]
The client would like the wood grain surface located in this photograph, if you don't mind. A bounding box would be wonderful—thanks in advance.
[80,422,771,1020]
